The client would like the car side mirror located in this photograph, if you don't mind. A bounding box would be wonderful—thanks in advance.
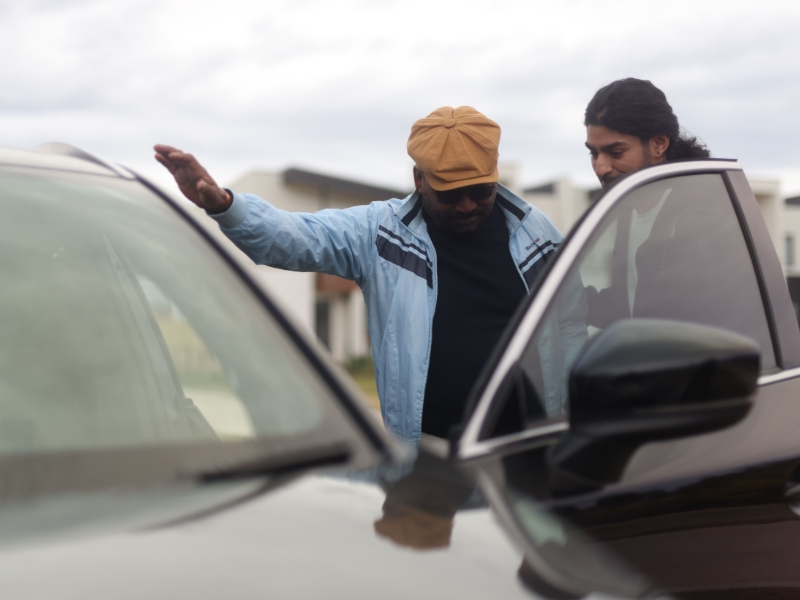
[549,319,759,494]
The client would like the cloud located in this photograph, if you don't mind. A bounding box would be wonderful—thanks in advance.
[1,0,799,194]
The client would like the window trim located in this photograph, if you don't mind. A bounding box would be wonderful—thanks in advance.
[758,367,800,386]
[724,170,800,368]
[721,171,782,367]
[457,160,751,461]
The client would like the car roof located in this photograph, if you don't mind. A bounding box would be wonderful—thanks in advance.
[0,143,132,178]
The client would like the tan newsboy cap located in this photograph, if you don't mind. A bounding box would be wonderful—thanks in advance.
[407,106,501,191]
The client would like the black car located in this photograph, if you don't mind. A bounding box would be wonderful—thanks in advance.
[454,159,800,598]
[0,144,794,599]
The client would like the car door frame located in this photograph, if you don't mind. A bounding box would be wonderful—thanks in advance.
[456,158,800,462]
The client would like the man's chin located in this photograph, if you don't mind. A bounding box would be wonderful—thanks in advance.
[425,208,490,234]
[600,176,619,189]
[448,215,487,234]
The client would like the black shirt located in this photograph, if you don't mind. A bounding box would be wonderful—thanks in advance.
[421,204,527,438]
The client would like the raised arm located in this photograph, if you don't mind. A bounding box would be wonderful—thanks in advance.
[154,144,380,286]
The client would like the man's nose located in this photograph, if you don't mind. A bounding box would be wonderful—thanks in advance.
[594,155,613,178]
[454,194,477,212]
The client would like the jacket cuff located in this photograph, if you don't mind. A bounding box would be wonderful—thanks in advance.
[208,190,248,229]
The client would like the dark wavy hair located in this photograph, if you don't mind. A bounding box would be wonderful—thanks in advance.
[584,78,709,160]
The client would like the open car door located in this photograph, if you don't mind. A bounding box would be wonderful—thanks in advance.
[455,160,800,599]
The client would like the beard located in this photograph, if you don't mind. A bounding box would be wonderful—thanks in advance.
[600,172,620,188]
[425,202,494,234]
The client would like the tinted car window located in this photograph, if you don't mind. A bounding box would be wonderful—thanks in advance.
[518,173,775,423]
[0,167,337,455]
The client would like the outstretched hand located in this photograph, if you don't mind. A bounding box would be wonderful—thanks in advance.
[154,145,232,213]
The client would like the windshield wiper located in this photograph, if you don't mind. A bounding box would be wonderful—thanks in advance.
[196,442,351,483]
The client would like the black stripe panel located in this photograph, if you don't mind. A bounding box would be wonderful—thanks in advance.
[378,226,429,259]
[401,198,423,226]
[521,247,556,288]
[495,195,526,221]
[519,241,556,270]
[376,235,433,288]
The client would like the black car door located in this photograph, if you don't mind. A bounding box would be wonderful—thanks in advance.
[455,160,800,598]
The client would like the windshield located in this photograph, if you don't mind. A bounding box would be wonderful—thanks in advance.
[0,166,338,455]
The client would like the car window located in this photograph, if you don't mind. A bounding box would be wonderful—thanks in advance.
[0,167,351,456]
[492,173,775,434]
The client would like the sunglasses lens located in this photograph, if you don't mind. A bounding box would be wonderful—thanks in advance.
[436,190,461,204]
[436,184,495,204]
[468,184,495,202]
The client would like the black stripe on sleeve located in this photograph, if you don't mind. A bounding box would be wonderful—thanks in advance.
[376,235,433,288]
[378,226,429,259]
[521,246,556,288]
[518,241,555,270]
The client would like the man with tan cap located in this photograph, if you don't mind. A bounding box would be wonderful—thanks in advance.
[154,106,585,444]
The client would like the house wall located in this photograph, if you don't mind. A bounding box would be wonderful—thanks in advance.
[523,178,592,236]
[750,178,784,272]
[225,171,317,336]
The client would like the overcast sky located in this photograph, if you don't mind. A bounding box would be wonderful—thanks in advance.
[2,0,800,197]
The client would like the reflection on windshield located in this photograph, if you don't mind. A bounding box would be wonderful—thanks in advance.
[137,276,255,440]
[0,168,331,455]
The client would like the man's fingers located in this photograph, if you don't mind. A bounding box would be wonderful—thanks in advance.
[154,153,177,173]
[153,144,181,166]
[154,144,179,155]
[154,148,205,178]
[167,152,203,173]
[154,145,196,168]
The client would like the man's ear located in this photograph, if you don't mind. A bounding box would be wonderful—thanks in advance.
[413,167,424,192]
[650,134,670,161]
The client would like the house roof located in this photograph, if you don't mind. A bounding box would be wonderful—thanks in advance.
[523,182,555,195]
[282,167,409,203]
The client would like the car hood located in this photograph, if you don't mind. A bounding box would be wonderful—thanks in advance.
[0,470,541,600]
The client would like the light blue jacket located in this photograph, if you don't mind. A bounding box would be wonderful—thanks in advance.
[211,185,587,444]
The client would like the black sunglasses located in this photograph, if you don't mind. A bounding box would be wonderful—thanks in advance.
[434,183,496,205]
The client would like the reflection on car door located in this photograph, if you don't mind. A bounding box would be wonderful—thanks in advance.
[457,161,800,597]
